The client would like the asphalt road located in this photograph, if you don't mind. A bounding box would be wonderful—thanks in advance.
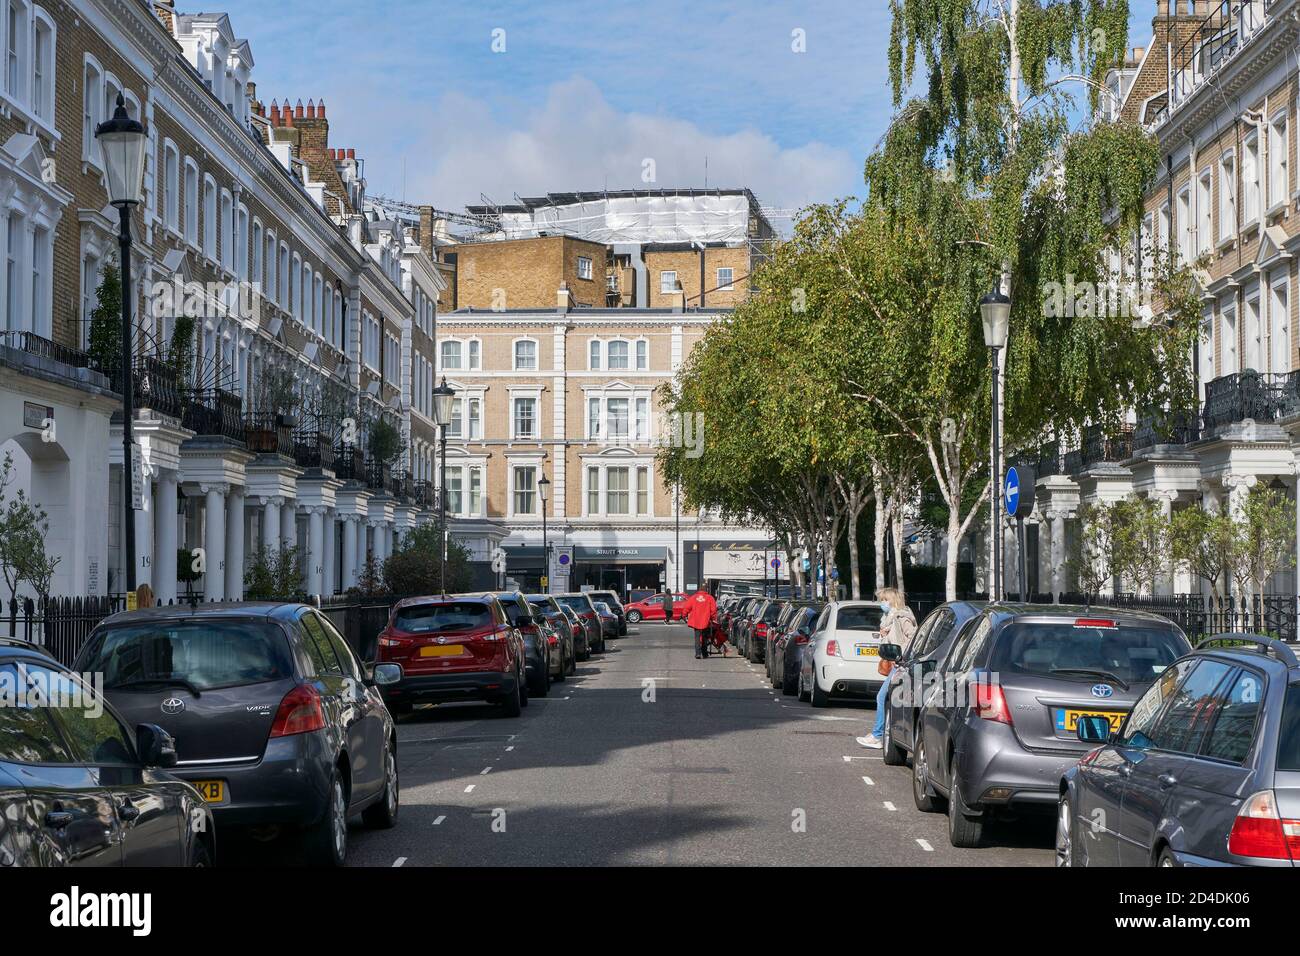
[341,622,1054,867]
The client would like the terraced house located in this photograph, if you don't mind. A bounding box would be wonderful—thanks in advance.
[979,0,1300,612]
[0,0,444,604]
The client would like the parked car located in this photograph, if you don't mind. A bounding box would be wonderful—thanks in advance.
[488,591,552,698]
[767,601,816,685]
[0,636,216,866]
[771,604,824,695]
[796,601,887,705]
[77,603,402,866]
[727,597,759,646]
[1058,633,1300,867]
[373,594,529,719]
[587,590,628,635]
[881,600,985,767]
[742,600,786,663]
[525,594,576,679]
[557,604,593,661]
[623,592,688,625]
[556,593,606,653]
[593,601,620,643]
[911,603,1191,848]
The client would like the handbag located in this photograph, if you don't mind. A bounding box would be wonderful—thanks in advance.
[878,659,895,677]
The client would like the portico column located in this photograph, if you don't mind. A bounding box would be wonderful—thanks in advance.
[322,512,336,596]
[1155,492,1176,596]
[341,516,358,591]
[307,506,325,598]
[281,501,296,554]
[155,472,178,603]
[225,488,245,600]
[263,497,281,554]
[134,469,154,595]
[203,484,227,601]
[1050,510,1066,600]
[359,521,372,577]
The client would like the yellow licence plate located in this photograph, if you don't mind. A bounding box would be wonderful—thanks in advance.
[855,645,879,657]
[420,644,466,657]
[1056,709,1126,734]
[192,780,224,802]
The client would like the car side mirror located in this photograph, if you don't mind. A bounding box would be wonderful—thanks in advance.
[1076,715,1111,744]
[372,662,403,686]
[879,643,903,662]
[137,723,178,768]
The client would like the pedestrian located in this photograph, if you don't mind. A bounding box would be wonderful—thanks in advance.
[663,591,675,625]
[856,587,916,750]
[685,588,717,659]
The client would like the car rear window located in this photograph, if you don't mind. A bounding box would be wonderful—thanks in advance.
[1275,685,1300,771]
[837,606,884,631]
[395,601,493,633]
[80,620,293,692]
[557,596,591,612]
[988,621,1187,685]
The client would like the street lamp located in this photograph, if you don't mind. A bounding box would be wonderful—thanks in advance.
[538,473,550,593]
[980,284,1011,602]
[96,92,148,597]
[431,376,455,594]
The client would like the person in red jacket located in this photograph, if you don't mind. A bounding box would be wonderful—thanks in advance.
[685,589,718,659]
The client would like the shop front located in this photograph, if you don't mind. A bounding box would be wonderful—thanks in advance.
[573,545,667,601]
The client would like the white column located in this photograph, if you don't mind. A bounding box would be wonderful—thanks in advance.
[1156,492,1176,596]
[263,497,281,554]
[342,516,358,591]
[281,502,296,553]
[155,472,178,603]
[322,512,336,596]
[307,506,325,598]
[203,484,227,601]
[359,521,372,576]
[134,471,154,595]
[225,488,245,600]
[1050,511,1066,599]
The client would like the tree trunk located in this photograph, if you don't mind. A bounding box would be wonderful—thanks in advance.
[945,508,961,602]
[892,512,907,600]
[848,509,861,600]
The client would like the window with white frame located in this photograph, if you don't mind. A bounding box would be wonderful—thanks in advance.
[584,462,652,517]
[586,391,651,443]
[446,464,484,517]
[252,219,263,287]
[589,339,601,369]
[1197,169,1212,255]
[278,243,289,307]
[1269,112,1288,209]
[219,190,234,271]
[1158,201,1170,254]
[82,56,103,166]
[512,396,538,439]
[290,254,302,321]
[514,338,537,370]
[163,142,179,232]
[183,159,198,245]
[1176,186,1191,263]
[635,339,648,370]
[1270,273,1290,373]
[577,256,593,280]
[660,271,678,294]
[1198,309,1214,399]
[467,339,480,369]
[512,465,538,515]
[202,177,217,260]
[440,338,480,371]
[30,8,55,128]
[1217,152,1235,244]
[716,267,734,291]
[607,339,629,370]
[440,339,462,369]
[1243,133,1260,224]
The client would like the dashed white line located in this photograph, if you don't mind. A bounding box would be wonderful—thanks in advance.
[480,766,492,775]
[392,857,407,867]
[916,839,934,852]
[883,801,897,811]
[464,784,476,793]
[505,745,514,752]
[861,775,875,786]
[432,815,446,826]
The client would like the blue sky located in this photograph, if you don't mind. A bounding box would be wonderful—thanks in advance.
[212,0,1158,221]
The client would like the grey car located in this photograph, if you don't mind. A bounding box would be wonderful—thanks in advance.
[75,603,403,866]
[910,603,1190,848]
[1059,633,1300,867]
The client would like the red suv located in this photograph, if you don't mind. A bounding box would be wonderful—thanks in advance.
[624,592,688,624]
[375,595,529,717]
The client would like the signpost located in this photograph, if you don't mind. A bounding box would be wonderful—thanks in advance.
[1004,463,1036,600]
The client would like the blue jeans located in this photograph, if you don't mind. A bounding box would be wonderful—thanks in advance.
[871,677,889,738]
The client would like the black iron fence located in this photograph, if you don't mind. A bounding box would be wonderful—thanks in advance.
[183,388,246,443]
[244,412,295,456]
[1202,370,1295,432]
[0,330,94,370]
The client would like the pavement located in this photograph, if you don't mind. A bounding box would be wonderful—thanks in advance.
[290,622,1055,866]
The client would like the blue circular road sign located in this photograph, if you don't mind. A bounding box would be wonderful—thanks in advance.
[1004,466,1020,517]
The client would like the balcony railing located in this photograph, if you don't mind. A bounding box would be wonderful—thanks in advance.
[1080,425,1134,470]
[1201,370,1293,432]
[1035,441,1062,478]
[365,460,393,494]
[333,443,363,481]
[1,330,94,370]
[294,430,336,472]
[1165,0,1270,119]
[182,389,246,443]
[244,412,295,456]
[1132,409,1202,451]
[109,356,185,420]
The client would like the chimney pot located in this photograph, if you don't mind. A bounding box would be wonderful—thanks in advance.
[318,99,326,118]
[269,100,280,124]
[306,98,316,119]
[295,99,305,119]
[347,148,356,160]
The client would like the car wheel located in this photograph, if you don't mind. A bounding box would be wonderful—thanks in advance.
[797,671,811,703]
[881,707,906,767]
[387,699,412,719]
[781,669,797,696]
[1156,847,1177,867]
[500,675,523,717]
[1055,794,1078,868]
[911,732,943,812]
[303,769,349,866]
[627,610,642,624]
[947,775,985,849]
[809,674,830,708]
[556,648,567,682]
[362,741,400,829]
[519,664,530,707]
[530,659,549,697]
[190,838,213,867]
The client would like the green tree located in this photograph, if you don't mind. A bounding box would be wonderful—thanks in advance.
[1069,502,1113,597]
[1231,487,1294,600]
[1109,496,1166,596]
[0,452,59,604]
[1168,504,1234,598]
[367,417,402,464]
[382,523,472,597]
[243,545,305,601]
[87,262,122,375]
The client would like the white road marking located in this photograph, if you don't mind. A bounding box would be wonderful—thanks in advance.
[811,715,857,722]
[843,754,878,761]
[883,801,897,811]
[861,775,875,786]
[464,784,476,793]
[432,815,446,826]
[480,766,492,775]
[392,857,407,867]
[916,839,934,852]
[505,745,515,752]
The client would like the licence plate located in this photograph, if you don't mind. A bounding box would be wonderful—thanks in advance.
[192,780,224,803]
[420,644,466,657]
[855,645,879,657]
[1054,708,1126,734]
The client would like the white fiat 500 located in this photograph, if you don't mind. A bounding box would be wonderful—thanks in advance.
[798,601,888,706]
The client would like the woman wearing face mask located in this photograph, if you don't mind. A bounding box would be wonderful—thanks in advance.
[856,587,916,750]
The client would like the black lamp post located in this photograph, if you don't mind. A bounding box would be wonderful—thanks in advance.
[538,473,550,593]
[96,93,148,596]
[980,284,1011,602]
[431,376,455,594]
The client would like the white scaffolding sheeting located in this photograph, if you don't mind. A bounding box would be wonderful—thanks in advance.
[493,194,753,244]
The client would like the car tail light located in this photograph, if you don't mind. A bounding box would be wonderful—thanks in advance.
[377,632,410,648]
[795,634,810,645]
[1073,618,1117,629]
[972,681,1012,724]
[1228,790,1300,860]
[547,634,558,646]
[826,639,839,657]
[756,623,768,638]
[270,684,326,738]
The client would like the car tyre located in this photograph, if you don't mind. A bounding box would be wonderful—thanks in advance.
[797,671,811,703]
[881,708,906,767]
[500,675,523,717]
[947,776,985,849]
[1055,794,1079,868]
[530,659,550,698]
[809,675,831,708]
[190,838,213,867]
[556,648,568,682]
[362,741,400,829]
[303,769,349,867]
[781,670,797,696]
[627,610,642,624]
[911,731,943,812]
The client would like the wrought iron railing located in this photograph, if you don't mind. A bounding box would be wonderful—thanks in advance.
[1079,424,1134,469]
[1035,441,1062,478]
[334,443,363,481]
[1201,370,1291,432]
[1132,409,1202,451]
[183,388,246,443]
[1165,0,1270,117]
[0,330,94,370]
[244,412,295,456]
[365,459,393,494]
[294,430,336,472]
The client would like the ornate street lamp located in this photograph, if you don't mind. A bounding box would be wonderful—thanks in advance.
[431,376,456,593]
[980,284,1011,601]
[96,93,148,596]
[538,473,550,593]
